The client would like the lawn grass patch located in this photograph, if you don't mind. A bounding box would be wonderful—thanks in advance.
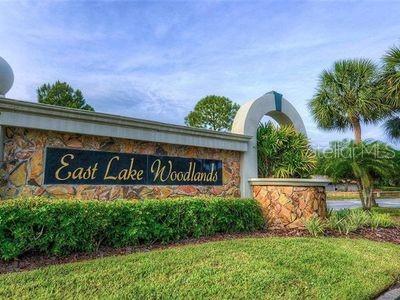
[327,192,361,200]
[0,237,399,299]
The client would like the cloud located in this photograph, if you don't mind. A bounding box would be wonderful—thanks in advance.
[0,1,399,148]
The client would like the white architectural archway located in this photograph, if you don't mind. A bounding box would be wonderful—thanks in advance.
[231,91,306,197]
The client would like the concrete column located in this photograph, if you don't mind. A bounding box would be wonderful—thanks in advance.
[231,91,306,198]
[0,125,4,167]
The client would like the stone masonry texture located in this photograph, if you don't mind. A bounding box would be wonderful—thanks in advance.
[252,185,327,229]
[2,127,241,200]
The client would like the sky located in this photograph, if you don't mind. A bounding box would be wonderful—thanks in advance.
[0,0,399,149]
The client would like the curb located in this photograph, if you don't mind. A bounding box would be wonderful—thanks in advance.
[376,286,400,300]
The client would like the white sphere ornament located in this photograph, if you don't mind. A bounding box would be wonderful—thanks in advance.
[0,57,14,97]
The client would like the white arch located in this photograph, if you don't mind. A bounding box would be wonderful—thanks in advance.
[231,91,306,197]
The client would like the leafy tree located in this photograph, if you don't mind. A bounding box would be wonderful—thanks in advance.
[309,59,390,144]
[375,149,400,187]
[185,95,240,131]
[384,117,400,140]
[37,81,94,111]
[381,45,400,140]
[257,122,316,178]
[317,140,396,210]
[382,45,400,104]
[315,143,356,186]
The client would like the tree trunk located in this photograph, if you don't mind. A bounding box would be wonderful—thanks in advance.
[363,186,374,211]
[351,118,362,144]
[371,193,378,207]
[359,174,374,211]
[356,181,366,209]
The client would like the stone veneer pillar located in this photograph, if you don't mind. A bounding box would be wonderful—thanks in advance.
[250,178,330,229]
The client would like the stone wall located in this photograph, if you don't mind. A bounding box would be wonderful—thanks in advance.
[2,127,241,200]
[252,185,327,229]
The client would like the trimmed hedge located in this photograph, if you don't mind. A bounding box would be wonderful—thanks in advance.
[0,197,265,260]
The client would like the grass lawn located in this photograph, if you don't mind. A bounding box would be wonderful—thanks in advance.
[1,238,400,299]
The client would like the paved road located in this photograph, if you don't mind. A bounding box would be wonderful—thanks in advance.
[327,199,400,210]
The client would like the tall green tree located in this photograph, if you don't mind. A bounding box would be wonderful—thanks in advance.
[317,140,396,210]
[185,95,240,131]
[384,117,400,140]
[309,59,390,144]
[37,81,94,111]
[381,45,400,140]
[376,149,400,187]
[257,122,316,178]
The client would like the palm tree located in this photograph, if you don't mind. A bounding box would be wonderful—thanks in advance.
[319,140,396,210]
[310,59,390,144]
[257,122,316,178]
[381,46,400,140]
[384,117,400,140]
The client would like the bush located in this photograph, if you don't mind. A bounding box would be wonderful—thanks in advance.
[0,197,265,260]
[257,122,316,178]
[327,209,366,234]
[370,213,396,229]
[304,216,326,237]
[350,210,371,227]
[305,209,397,236]
[327,209,396,234]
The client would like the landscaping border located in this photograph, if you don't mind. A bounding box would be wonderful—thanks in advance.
[1,227,399,274]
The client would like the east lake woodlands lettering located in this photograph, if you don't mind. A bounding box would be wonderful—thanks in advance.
[44,148,223,186]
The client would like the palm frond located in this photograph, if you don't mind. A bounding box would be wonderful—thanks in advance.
[309,59,387,135]
[384,116,400,140]
[382,45,400,106]
[257,122,315,178]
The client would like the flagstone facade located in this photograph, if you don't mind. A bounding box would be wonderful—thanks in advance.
[251,180,328,229]
[3,127,241,200]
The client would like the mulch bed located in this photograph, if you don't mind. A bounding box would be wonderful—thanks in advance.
[1,227,399,275]
[356,227,400,244]
[324,227,400,244]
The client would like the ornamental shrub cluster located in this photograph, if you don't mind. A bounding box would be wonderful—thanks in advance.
[257,122,316,178]
[304,209,396,236]
[0,197,265,260]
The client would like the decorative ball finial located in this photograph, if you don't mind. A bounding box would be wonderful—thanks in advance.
[0,56,14,97]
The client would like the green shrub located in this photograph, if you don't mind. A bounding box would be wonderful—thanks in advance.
[348,209,371,228]
[370,213,396,229]
[0,197,265,260]
[340,219,360,235]
[326,209,344,231]
[257,122,316,178]
[304,216,326,237]
[328,209,365,234]
[327,209,396,234]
